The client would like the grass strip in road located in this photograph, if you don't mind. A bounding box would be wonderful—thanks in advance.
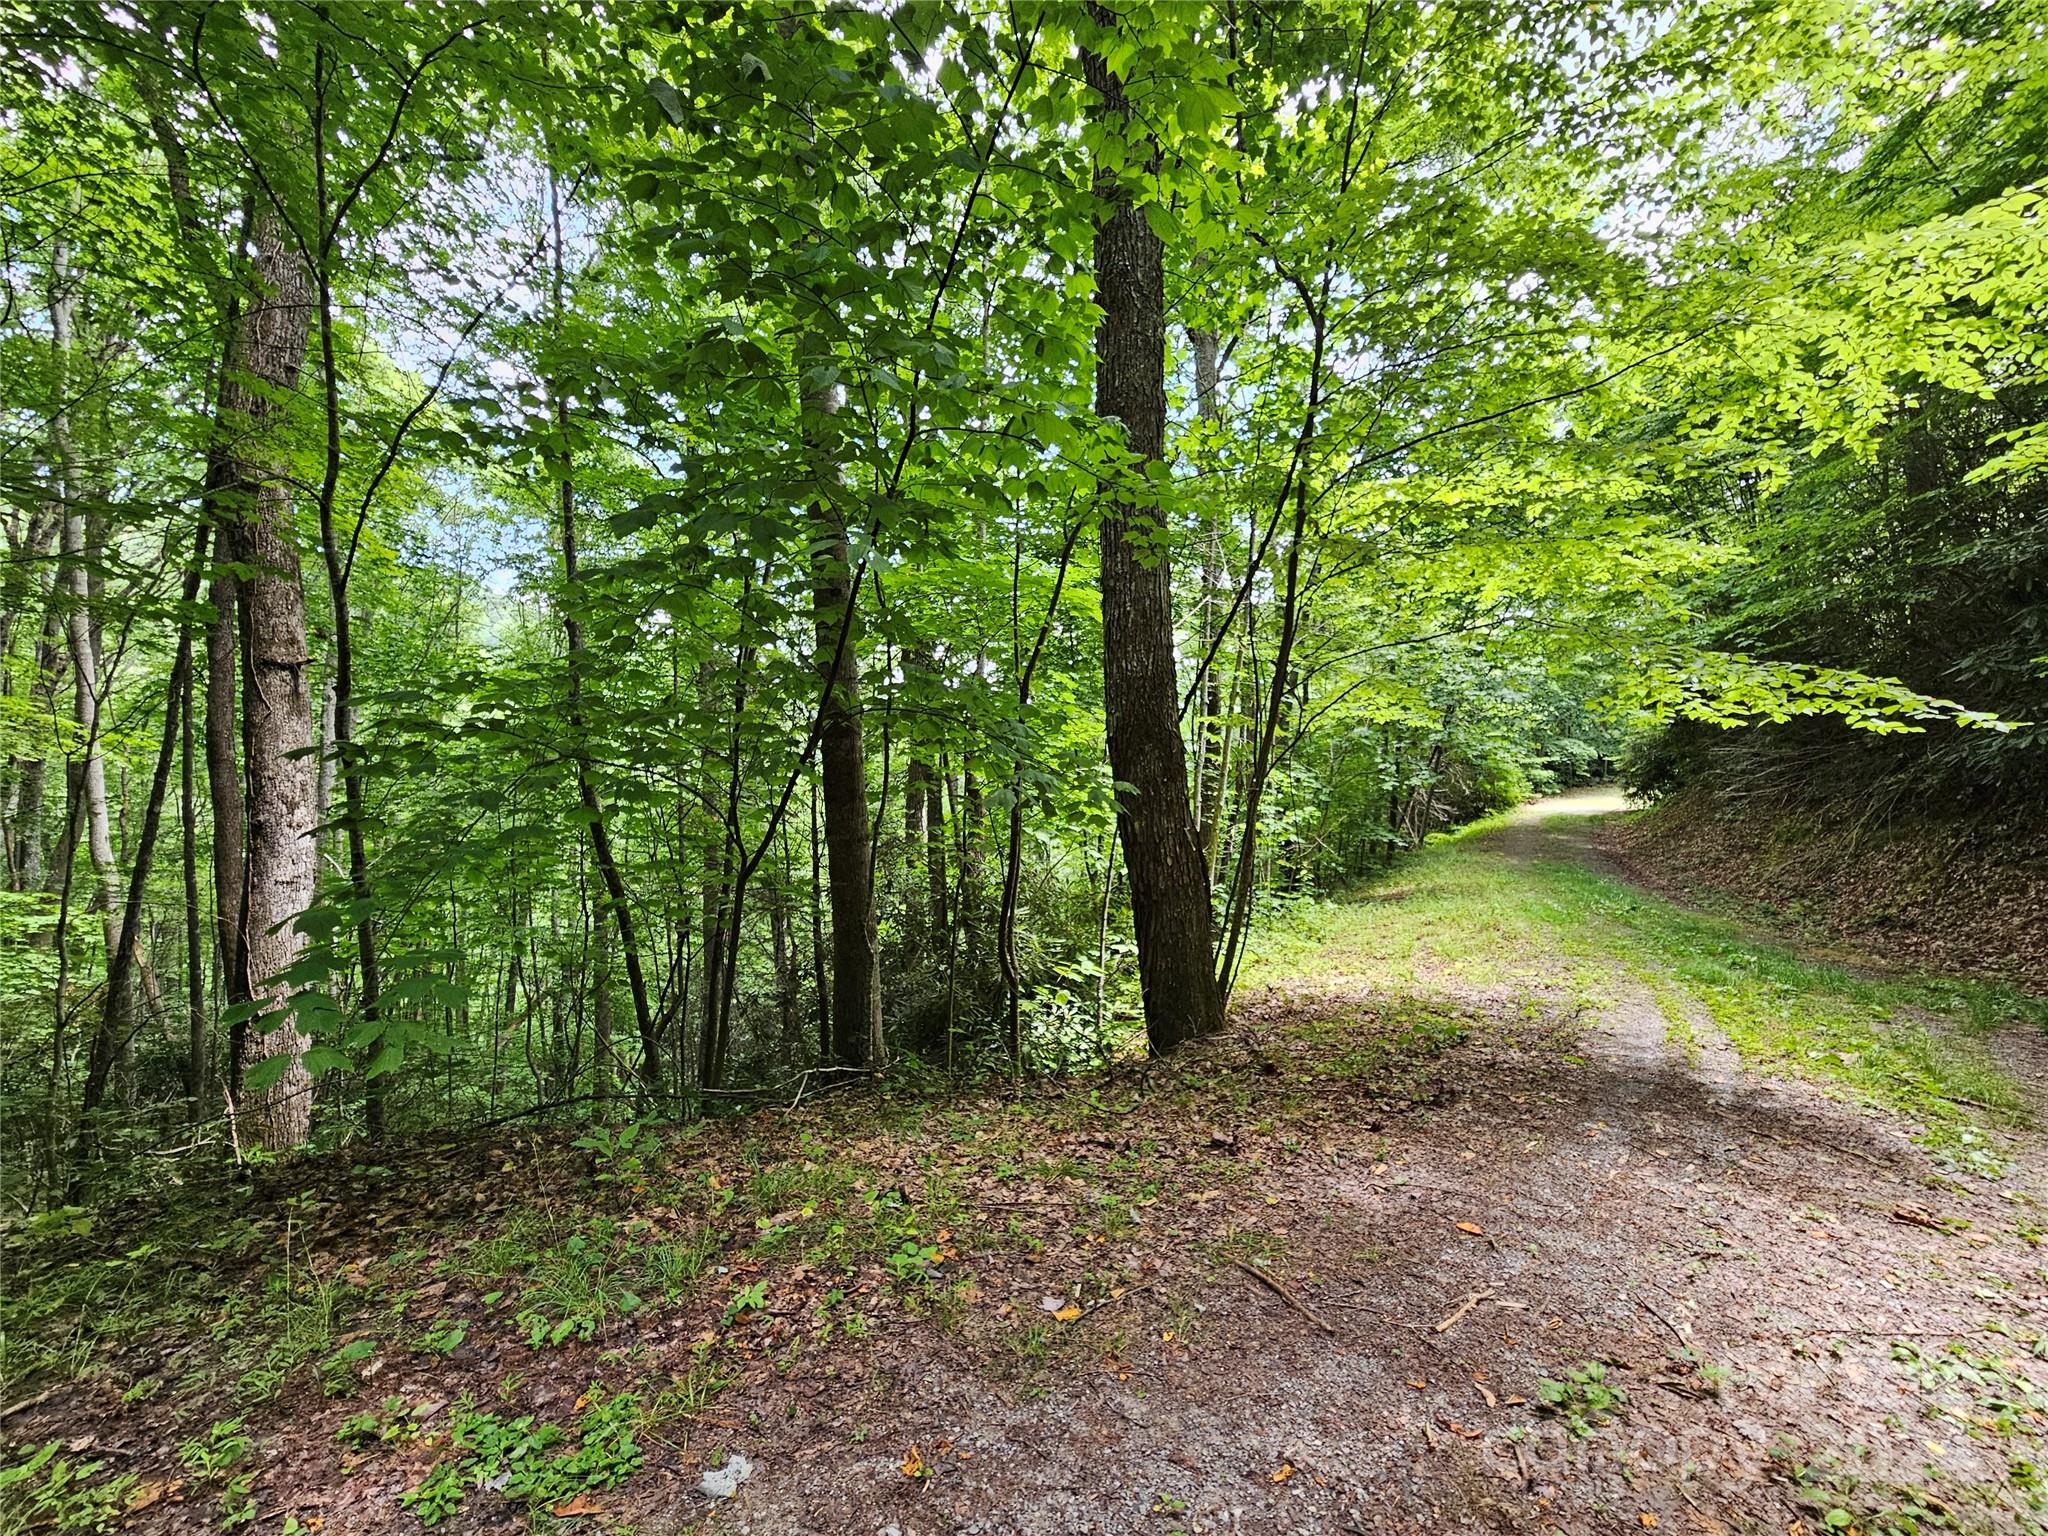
[1247,810,2043,1168]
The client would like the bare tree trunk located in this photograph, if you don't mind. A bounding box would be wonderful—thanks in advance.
[15,602,63,894]
[205,536,246,1083]
[770,836,799,1065]
[924,765,947,939]
[181,647,206,1116]
[999,522,1082,1068]
[232,211,318,1151]
[1189,326,1230,871]
[4,510,59,893]
[903,755,931,960]
[313,662,337,865]
[900,642,938,959]
[86,523,207,1116]
[1083,18,1224,1053]
[45,240,128,1055]
[805,351,883,1070]
[959,763,987,956]
[808,784,829,1063]
[590,893,612,1105]
[696,657,735,1091]
[545,165,661,1097]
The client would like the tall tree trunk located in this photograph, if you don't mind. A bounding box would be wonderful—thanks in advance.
[15,602,64,894]
[1189,326,1230,872]
[205,533,247,1084]
[590,892,612,1105]
[86,524,207,1117]
[808,784,829,1063]
[999,522,1082,1067]
[902,755,931,960]
[923,766,947,940]
[959,763,987,958]
[805,350,883,1070]
[770,830,800,1065]
[1214,273,1328,1003]
[313,663,337,867]
[696,660,735,1091]
[232,211,318,1151]
[46,240,128,1058]
[305,66,391,1142]
[4,511,59,893]
[181,646,206,1116]
[900,641,937,959]
[1083,18,1224,1053]
[544,167,661,1096]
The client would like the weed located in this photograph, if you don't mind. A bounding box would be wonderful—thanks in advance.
[1535,1362,1627,1438]
[722,1280,769,1325]
[650,1345,732,1421]
[337,1396,424,1448]
[884,1238,942,1280]
[417,1317,468,1356]
[1892,1338,2048,1440]
[177,1416,256,1528]
[572,1121,651,1186]
[400,1386,643,1526]
[0,1442,136,1535]
[321,1336,376,1395]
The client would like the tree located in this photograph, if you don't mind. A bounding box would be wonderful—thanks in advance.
[1082,9,1226,1053]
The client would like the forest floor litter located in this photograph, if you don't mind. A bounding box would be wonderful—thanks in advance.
[8,791,2048,1535]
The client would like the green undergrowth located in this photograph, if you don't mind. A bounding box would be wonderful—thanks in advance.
[1776,1325,2048,1534]
[0,997,1482,1526]
[1257,807,2042,1169]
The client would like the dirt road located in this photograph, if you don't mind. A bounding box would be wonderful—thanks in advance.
[673,794,2048,1535]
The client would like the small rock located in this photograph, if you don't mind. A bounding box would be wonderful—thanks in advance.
[699,1452,753,1500]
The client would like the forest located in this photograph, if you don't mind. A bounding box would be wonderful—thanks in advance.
[1,2,2045,1531]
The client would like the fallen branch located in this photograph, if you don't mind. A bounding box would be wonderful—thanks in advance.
[1889,1204,1954,1233]
[1635,1293,1692,1351]
[1080,1279,1159,1321]
[1433,1287,1494,1334]
[0,1385,56,1422]
[1232,1259,1334,1335]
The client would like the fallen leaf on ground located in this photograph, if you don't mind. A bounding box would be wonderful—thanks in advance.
[1456,1221,1486,1236]
[551,1495,605,1518]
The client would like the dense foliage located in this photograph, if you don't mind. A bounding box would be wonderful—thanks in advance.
[0,0,2038,1203]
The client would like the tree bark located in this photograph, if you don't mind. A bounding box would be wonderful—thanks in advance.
[205,530,247,1082]
[1083,19,1225,1053]
[231,211,318,1151]
[805,353,883,1070]
[770,828,800,1064]
[85,523,207,1117]
[45,239,131,1066]
[590,892,612,1105]
[181,644,206,1115]
[4,512,60,894]
[808,784,829,1063]
[1189,326,1230,874]
[696,663,736,1090]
